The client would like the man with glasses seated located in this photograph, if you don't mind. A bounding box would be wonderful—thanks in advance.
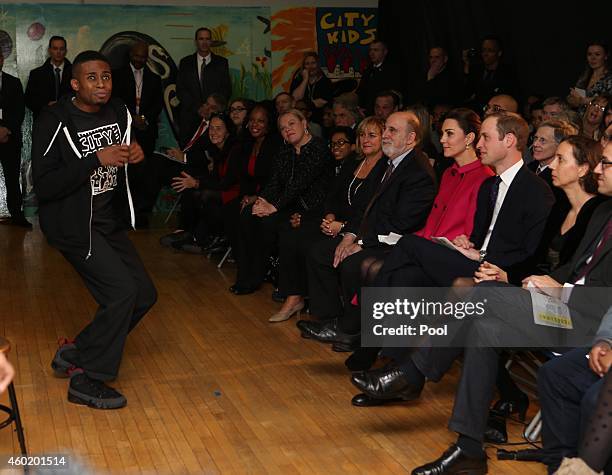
[483,94,518,117]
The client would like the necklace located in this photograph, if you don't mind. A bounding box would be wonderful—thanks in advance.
[347,159,367,206]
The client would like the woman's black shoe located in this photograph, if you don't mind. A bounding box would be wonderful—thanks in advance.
[491,392,529,421]
[229,284,257,295]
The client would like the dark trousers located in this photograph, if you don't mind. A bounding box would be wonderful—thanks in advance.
[376,234,479,287]
[0,140,24,217]
[306,235,344,319]
[278,216,325,296]
[410,345,499,443]
[538,347,602,472]
[338,246,392,334]
[61,229,157,381]
[233,205,288,288]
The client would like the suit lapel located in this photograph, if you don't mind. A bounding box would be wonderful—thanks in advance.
[571,202,612,272]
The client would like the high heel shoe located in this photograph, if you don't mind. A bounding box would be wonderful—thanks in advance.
[268,302,305,323]
[490,392,529,421]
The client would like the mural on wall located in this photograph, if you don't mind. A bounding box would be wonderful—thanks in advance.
[0,3,272,215]
[271,6,377,94]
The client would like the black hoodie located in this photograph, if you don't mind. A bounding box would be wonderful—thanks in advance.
[31,96,135,259]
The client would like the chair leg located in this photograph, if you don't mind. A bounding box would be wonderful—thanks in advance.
[164,194,182,224]
[217,246,232,269]
[7,382,27,456]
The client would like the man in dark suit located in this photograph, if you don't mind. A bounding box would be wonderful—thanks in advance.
[355,39,403,116]
[462,35,517,113]
[112,41,163,227]
[176,27,231,147]
[25,36,72,119]
[299,111,437,347]
[0,49,29,227]
[421,46,457,108]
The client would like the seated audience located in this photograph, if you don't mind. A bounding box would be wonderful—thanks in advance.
[270,118,384,322]
[167,113,239,253]
[373,90,401,121]
[274,91,295,116]
[320,103,335,139]
[295,99,323,138]
[328,126,357,175]
[543,96,575,123]
[298,111,437,349]
[580,94,610,140]
[422,46,456,107]
[228,97,253,140]
[483,94,519,116]
[567,41,612,111]
[230,109,333,295]
[333,93,361,129]
[290,51,333,124]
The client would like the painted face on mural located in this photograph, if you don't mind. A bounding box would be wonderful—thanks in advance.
[71,60,113,112]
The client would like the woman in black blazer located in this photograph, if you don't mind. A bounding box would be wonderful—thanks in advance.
[230,109,334,296]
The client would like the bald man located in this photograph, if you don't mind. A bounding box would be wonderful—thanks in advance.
[484,94,518,116]
[112,41,163,226]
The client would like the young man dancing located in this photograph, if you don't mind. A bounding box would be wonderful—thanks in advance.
[32,50,157,409]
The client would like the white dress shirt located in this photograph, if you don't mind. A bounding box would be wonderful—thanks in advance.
[481,159,524,251]
[197,53,212,82]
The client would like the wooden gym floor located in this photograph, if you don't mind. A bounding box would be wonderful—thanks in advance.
[0,223,545,474]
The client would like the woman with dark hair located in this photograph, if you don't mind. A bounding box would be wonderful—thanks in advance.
[224,103,283,273]
[228,97,254,139]
[269,117,385,322]
[568,41,612,110]
[230,109,334,295]
[167,113,239,252]
[290,51,333,124]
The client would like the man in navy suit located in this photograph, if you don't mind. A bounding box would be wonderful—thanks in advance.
[176,27,231,147]
[0,49,29,227]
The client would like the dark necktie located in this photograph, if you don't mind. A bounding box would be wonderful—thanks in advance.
[200,60,206,96]
[573,220,611,282]
[489,176,502,213]
[54,67,61,101]
[357,160,395,240]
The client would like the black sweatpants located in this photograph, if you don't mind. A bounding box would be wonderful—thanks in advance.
[61,229,157,381]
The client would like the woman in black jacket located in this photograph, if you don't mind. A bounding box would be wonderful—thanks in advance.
[269,117,386,322]
[230,109,334,295]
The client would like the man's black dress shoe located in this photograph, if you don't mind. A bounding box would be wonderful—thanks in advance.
[297,319,341,343]
[484,414,507,443]
[331,334,360,352]
[411,444,487,475]
[351,367,423,401]
[351,393,407,407]
[490,392,529,421]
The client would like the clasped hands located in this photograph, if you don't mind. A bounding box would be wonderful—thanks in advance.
[252,197,277,217]
[96,142,144,167]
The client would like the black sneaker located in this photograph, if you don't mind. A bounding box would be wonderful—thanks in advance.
[51,338,79,377]
[68,371,127,409]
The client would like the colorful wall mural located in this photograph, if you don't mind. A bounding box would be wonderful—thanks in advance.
[0,4,376,216]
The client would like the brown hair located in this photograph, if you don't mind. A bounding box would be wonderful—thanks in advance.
[560,135,601,194]
[489,111,530,151]
[538,119,579,143]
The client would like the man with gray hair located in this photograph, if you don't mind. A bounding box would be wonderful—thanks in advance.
[333,93,361,129]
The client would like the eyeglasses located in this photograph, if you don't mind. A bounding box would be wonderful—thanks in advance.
[532,136,551,145]
[229,107,247,113]
[600,158,612,170]
[483,104,505,114]
[602,133,612,144]
[330,139,350,148]
[589,102,607,112]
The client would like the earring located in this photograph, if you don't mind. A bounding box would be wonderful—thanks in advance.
[465,143,470,150]
[304,128,310,136]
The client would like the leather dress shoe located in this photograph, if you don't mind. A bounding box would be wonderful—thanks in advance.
[490,392,529,421]
[484,414,507,443]
[331,334,360,352]
[411,444,487,475]
[351,367,423,401]
[297,319,341,343]
[351,393,407,407]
